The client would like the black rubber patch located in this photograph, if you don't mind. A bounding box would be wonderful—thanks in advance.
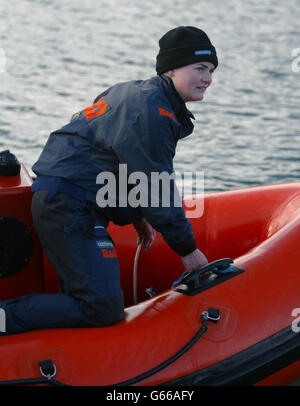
[0,216,33,277]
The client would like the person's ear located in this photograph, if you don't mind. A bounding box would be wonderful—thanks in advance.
[165,69,175,77]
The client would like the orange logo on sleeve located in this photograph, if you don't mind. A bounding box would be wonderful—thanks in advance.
[159,107,175,121]
[84,97,108,120]
[101,248,118,259]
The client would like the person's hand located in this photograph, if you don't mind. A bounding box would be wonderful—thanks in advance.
[180,248,208,273]
[133,218,156,250]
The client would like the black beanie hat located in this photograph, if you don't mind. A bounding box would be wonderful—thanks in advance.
[156,26,218,74]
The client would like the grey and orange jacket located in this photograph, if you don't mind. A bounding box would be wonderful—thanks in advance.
[32,75,197,256]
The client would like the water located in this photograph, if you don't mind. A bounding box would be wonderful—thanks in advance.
[0,0,299,191]
[0,0,299,386]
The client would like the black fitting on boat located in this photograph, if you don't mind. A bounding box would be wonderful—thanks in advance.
[174,258,245,296]
[146,286,157,298]
[202,307,221,323]
[0,359,66,386]
[39,359,57,380]
[0,150,20,176]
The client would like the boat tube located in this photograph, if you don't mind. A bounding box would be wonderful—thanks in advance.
[0,153,300,386]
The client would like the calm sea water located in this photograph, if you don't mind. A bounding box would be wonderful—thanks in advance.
[0,0,299,191]
[0,0,299,386]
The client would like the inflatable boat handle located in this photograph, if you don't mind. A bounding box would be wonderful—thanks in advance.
[173,258,234,289]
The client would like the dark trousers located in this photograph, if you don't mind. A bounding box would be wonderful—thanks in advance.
[0,191,124,335]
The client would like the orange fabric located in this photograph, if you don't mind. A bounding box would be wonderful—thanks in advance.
[84,97,108,120]
[101,248,118,259]
[159,107,175,121]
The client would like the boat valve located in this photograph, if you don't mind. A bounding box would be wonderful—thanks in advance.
[39,359,57,380]
[202,307,220,323]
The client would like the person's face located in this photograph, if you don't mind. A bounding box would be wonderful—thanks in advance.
[167,62,215,103]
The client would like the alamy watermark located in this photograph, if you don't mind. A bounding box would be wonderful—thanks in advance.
[0,308,5,333]
[0,48,6,73]
[291,48,300,73]
[96,164,204,218]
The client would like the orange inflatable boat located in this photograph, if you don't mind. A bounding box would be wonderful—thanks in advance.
[0,153,300,386]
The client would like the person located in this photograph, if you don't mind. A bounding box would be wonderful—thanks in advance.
[0,26,218,335]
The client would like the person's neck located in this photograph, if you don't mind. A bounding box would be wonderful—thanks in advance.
[161,73,186,104]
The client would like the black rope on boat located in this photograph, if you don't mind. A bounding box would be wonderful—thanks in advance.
[0,377,67,386]
[114,308,219,386]
[0,309,219,386]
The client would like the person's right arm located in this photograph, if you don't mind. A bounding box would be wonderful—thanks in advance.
[180,248,208,272]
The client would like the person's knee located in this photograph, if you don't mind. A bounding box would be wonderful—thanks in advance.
[80,295,124,327]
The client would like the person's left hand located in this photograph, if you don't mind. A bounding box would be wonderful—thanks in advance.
[133,218,156,250]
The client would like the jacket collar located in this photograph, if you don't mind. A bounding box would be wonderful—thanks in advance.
[159,75,195,119]
[159,74,194,137]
